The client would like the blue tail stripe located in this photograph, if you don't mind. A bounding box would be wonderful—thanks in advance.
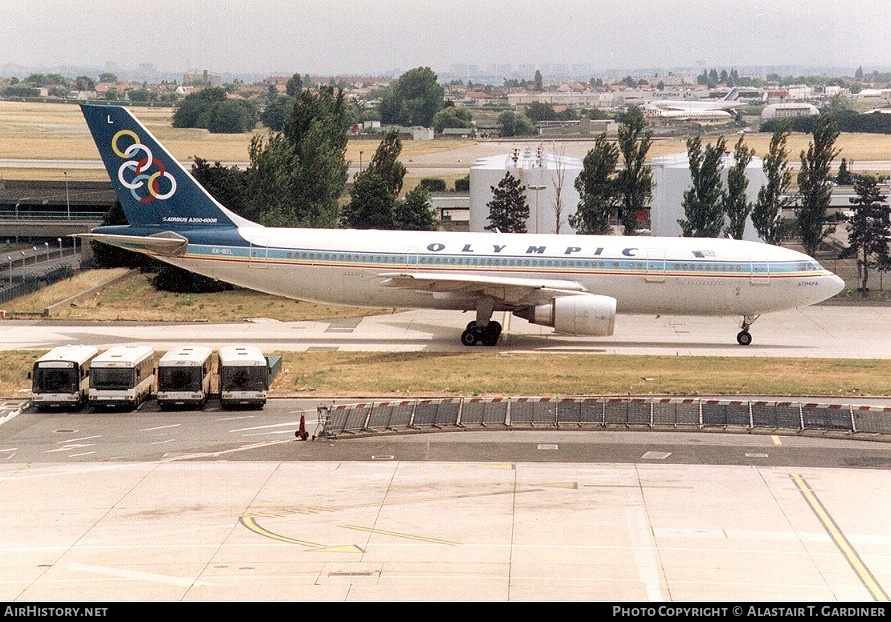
[80,104,251,229]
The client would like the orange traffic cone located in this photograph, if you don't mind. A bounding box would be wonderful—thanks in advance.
[296,414,309,441]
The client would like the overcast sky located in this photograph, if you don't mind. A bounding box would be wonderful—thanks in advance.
[2,0,888,78]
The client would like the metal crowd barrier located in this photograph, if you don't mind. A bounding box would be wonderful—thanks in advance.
[0,263,76,305]
[313,396,891,440]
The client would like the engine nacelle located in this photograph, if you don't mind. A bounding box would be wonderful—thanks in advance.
[513,294,617,336]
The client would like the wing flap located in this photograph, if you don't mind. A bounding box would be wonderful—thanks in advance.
[379,272,588,306]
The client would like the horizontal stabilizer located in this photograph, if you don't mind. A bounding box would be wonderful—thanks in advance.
[75,231,188,257]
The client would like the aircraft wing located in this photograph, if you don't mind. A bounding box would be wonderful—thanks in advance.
[378,272,588,306]
[76,231,189,257]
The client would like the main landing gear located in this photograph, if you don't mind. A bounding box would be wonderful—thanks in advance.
[737,314,759,346]
[461,320,502,347]
[461,298,502,346]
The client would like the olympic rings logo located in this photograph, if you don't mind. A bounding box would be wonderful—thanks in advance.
[112,129,177,203]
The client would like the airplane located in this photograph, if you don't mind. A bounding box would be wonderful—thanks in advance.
[77,103,845,347]
[648,87,741,113]
[643,108,733,122]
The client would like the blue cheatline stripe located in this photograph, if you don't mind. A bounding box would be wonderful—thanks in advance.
[157,244,826,279]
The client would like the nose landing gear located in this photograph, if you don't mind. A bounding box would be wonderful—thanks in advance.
[737,314,759,346]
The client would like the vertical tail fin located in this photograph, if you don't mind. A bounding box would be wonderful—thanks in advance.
[80,104,253,229]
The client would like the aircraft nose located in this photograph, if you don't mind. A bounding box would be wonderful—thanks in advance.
[827,273,845,297]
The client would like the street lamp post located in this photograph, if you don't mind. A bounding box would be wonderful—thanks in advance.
[44,242,49,261]
[528,185,546,234]
[64,171,70,220]
[57,237,62,258]
[6,256,11,286]
[19,250,25,280]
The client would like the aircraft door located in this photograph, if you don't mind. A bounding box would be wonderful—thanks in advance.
[646,249,665,283]
[249,239,269,269]
[750,256,770,285]
[404,248,418,269]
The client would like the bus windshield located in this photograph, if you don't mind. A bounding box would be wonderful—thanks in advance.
[221,366,267,392]
[33,367,78,394]
[158,367,202,392]
[91,368,135,390]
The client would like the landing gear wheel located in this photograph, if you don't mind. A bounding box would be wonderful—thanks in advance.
[461,329,478,346]
[462,321,503,346]
[737,330,752,346]
[481,321,502,346]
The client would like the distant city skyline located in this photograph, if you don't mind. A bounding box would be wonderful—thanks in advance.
[2,0,890,83]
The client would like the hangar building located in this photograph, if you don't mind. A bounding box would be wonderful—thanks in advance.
[649,151,766,242]
[469,147,583,234]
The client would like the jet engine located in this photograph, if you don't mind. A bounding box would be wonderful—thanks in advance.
[513,294,617,336]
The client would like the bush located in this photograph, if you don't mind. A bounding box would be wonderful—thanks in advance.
[152,265,233,293]
[419,178,446,192]
[455,175,470,192]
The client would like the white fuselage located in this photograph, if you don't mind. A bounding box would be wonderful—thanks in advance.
[143,227,844,319]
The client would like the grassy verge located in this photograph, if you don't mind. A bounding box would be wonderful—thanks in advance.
[3,270,395,322]
[272,352,891,398]
[4,350,891,400]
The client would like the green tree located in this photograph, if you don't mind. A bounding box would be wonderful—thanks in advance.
[431,106,474,133]
[615,107,654,235]
[260,95,295,131]
[379,67,445,127]
[126,88,156,103]
[173,87,228,128]
[24,73,67,87]
[486,172,528,233]
[394,185,437,230]
[340,173,396,229]
[752,124,793,245]
[341,130,406,229]
[98,73,118,83]
[836,157,853,184]
[364,130,406,197]
[796,116,840,256]
[533,70,543,91]
[723,135,754,239]
[2,84,39,98]
[569,133,619,235]
[191,157,249,217]
[204,99,258,133]
[286,73,303,96]
[244,132,299,225]
[280,86,350,227]
[843,175,890,295]
[679,135,727,237]
[497,111,534,137]
[525,102,558,123]
[171,88,256,133]
[74,76,95,91]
